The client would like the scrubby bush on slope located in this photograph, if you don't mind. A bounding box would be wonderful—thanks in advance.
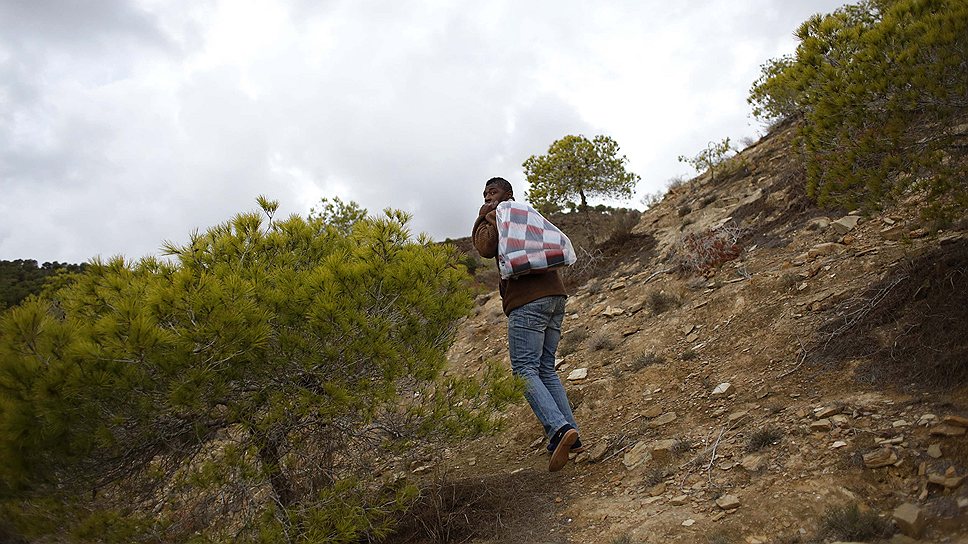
[0,198,518,542]
[749,0,968,222]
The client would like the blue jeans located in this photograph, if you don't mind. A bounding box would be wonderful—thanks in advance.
[507,295,578,438]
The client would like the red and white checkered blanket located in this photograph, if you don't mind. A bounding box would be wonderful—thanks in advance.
[495,202,577,279]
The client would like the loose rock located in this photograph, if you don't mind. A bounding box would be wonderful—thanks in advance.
[929,424,966,437]
[942,414,968,427]
[651,439,679,465]
[740,454,767,472]
[810,419,833,432]
[863,448,898,468]
[586,441,609,463]
[567,368,588,381]
[928,474,964,489]
[893,503,925,538]
[712,383,733,396]
[831,215,861,234]
[926,444,942,459]
[601,306,625,317]
[716,494,741,510]
[649,412,677,428]
[808,242,847,258]
[623,441,653,469]
[815,405,842,419]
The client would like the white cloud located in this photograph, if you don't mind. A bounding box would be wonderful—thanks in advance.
[0,0,847,262]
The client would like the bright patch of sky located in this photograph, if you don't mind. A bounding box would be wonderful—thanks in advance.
[0,0,847,262]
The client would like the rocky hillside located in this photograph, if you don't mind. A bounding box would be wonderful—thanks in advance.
[413,122,968,543]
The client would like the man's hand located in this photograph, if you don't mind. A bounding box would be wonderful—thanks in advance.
[479,202,498,216]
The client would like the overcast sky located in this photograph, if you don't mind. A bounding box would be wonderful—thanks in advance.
[0,0,848,263]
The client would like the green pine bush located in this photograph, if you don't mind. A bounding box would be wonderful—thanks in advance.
[0,198,520,542]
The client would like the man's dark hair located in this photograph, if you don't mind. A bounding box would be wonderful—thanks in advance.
[485,177,513,193]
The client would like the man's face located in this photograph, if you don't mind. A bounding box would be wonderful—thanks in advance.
[483,183,511,206]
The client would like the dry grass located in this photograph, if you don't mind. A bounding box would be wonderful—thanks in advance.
[670,439,692,456]
[746,427,783,452]
[607,209,642,245]
[390,472,564,544]
[558,328,590,356]
[588,332,618,352]
[814,238,968,389]
[643,467,671,487]
[817,503,893,542]
[631,351,664,371]
[647,291,682,315]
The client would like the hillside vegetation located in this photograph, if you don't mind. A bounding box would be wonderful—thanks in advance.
[1,0,966,542]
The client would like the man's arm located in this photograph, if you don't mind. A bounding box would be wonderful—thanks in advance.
[472,209,498,258]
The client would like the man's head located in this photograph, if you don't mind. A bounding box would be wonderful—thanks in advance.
[483,177,513,206]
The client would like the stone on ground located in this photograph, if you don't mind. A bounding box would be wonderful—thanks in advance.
[711,382,733,396]
[623,441,653,469]
[892,502,925,538]
[716,494,741,510]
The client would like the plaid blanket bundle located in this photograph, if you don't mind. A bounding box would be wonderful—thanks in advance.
[495,201,577,279]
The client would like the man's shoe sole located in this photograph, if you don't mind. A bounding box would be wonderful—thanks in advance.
[549,429,579,472]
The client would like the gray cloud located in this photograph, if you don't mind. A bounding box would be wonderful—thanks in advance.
[1,0,847,262]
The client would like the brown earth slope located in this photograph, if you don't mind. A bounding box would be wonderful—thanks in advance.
[403,123,968,544]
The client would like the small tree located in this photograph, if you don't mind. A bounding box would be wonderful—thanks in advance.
[523,134,640,212]
[0,198,519,542]
[308,196,367,233]
[677,138,737,185]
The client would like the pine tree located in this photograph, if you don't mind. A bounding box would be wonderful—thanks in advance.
[0,198,519,542]
[523,134,640,213]
[748,0,968,221]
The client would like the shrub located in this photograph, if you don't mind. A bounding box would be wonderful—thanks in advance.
[643,466,671,486]
[678,138,737,185]
[640,191,663,210]
[0,199,520,542]
[631,351,664,371]
[746,428,784,452]
[460,254,480,276]
[707,531,735,544]
[647,290,682,315]
[676,224,742,274]
[681,348,698,361]
[559,328,590,356]
[559,246,605,290]
[749,0,968,222]
[588,332,618,352]
[818,503,893,542]
[671,439,692,456]
[608,209,642,244]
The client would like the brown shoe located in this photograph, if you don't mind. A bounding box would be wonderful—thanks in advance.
[549,429,579,472]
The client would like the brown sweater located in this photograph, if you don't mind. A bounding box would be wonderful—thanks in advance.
[472,210,567,315]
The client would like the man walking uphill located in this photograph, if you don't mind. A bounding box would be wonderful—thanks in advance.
[472,177,583,472]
